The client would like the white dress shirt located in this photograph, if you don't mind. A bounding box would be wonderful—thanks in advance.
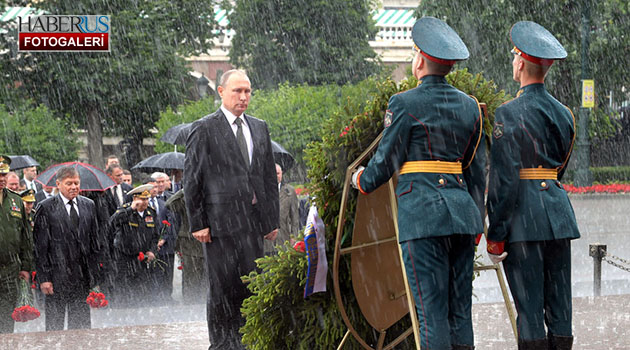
[23,178,38,191]
[59,192,79,217]
[221,105,253,164]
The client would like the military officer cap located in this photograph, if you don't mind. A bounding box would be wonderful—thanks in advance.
[0,155,11,174]
[510,21,567,66]
[412,16,469,65]
[20,189,36,203]
[127,184,153,199]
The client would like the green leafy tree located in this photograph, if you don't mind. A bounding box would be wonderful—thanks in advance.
[227,0,381,89]
[0,103,80,168]
[0,0,216,168]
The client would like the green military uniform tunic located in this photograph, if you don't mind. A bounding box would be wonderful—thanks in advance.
[356,75,486,349]
[487,83,580,342]
[0,188,34,333]
[109,204,160,306]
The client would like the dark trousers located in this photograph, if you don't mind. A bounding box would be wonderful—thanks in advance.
[114,258,158,307]
[401,234,475,350]
[504,239,573,341]
[0,274,18,334]
[44,285,91,331]
[204,232,263,349]
[156,252,175,302]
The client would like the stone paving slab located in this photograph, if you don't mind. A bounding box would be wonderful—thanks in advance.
[2,295,629,349]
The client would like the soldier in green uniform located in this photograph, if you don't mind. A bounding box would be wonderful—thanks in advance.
[109,184,160,306]
[0,155,34,333]
[166,189,207,303]
[19,189,37,233]
[486,21,579,350]
[352,17,486,350]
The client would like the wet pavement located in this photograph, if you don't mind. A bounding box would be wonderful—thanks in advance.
[1,194,629,349]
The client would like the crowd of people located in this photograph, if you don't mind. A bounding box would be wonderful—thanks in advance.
[0,151,299,335]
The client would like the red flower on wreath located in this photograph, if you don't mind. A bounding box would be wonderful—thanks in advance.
[138,252,145,261]
[162,220,171,226]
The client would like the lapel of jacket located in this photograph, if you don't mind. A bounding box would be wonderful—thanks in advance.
[76,196,88,231]
[216,109,249,171]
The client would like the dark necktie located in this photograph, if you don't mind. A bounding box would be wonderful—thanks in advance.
[235,117,249,166]
[69,200,79,228]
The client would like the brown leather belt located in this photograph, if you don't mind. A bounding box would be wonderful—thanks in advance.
[519,168,558,180]
[399,161,463,174]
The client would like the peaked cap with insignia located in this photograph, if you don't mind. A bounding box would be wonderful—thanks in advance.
[510,21,567,66]
[412,16,469,65]
[127,184,153,199]
[0,155,11,174]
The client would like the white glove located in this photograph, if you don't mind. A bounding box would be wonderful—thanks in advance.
[351,166,365,190]
[488,251,508,264]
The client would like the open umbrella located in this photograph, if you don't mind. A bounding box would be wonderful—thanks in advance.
[8,155,40,171]
[131,152,184,172]
[160,122,194,146]
[35,162,115,191]
[271,140,295,171]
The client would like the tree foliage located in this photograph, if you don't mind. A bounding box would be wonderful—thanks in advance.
[226,0,381,89]
[0,103,80,168]
[0,0,216,167]
[417,0,630,112]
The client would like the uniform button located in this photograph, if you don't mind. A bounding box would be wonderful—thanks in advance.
[438,178,445,185]
[541,181,546,188]
[459,178,464,184]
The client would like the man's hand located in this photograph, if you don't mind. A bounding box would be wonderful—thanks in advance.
[264,229,278,241]
[193,228,211,243]
[130,197,142,210]
[18,270,30,281]
[157,239,165,251]
[488,252,508,264]
[146,251,156,261]
[351,166,365,190]
[41,282,54,295]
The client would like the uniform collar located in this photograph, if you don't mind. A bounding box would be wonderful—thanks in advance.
[517,83,546,97]
[417,75,448,86]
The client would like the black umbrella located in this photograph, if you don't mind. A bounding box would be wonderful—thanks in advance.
[271,140,295,171]
[131,152,184,172]
[8,155,40,171]
[160,122,194,146]
[35,162,116,191]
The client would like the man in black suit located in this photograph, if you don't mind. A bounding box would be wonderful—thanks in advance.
[105,164,132,215]
[34,185,55,205]
[184,69,279,350]
[20,166,42,192]
[33,166,101,331]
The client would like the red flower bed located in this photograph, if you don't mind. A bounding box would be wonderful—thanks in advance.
[563,184,630,194]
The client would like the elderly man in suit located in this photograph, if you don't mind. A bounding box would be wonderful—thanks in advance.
[185,69,279,350]
[33,166,101,331]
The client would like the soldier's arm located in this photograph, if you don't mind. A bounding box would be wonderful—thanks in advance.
[357,94,411,194]
[462,99,488,225]
[487,109,522,254]
[558,106,576,181]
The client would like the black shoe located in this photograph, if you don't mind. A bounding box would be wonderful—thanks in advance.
[548,334,573,350]
[518,338,548,350]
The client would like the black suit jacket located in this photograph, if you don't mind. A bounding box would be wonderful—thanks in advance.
[184,109,279,237]
[21,178,43,192]
[104,182,132,216]
[34,189,53,206]
[33,194,101,291]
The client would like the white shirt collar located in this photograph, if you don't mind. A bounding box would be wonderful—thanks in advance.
[221,105,247,126]
[59,192,76,206]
